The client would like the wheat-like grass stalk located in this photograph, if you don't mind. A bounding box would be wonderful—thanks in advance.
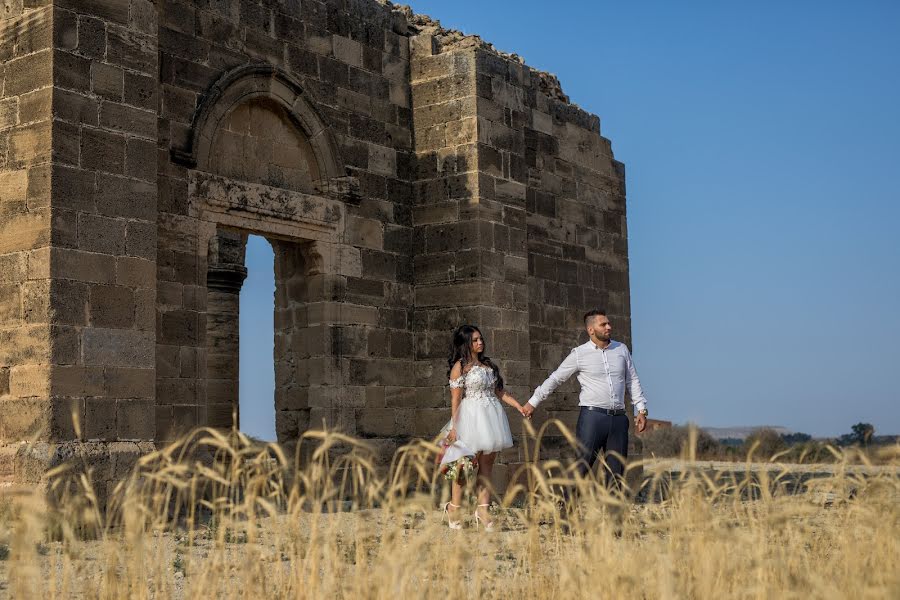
[0,422,897,599]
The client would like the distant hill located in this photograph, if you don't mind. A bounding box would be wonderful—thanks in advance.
[702,426,791,440]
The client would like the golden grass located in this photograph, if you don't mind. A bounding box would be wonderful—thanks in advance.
[1,422,898,599]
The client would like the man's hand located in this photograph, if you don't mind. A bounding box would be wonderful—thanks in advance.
[521,403,534,419]
[635,413,647,433]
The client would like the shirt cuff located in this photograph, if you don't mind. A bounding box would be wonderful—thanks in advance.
[633,400,647,414]
[527,396,541,408]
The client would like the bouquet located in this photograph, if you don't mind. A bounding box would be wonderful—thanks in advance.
[436,434,477,483]
[440,454,477,483]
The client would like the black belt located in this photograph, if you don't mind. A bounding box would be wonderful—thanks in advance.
[582,406,627,416]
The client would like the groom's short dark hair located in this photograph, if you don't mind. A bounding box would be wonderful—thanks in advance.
[583,309,607,325]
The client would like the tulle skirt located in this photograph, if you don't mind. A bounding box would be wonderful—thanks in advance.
[439,396,513,455]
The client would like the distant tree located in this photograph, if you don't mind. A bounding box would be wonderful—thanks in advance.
[719,437,744,447]
[781,432,812,445]
[838,422,875,447]
[744,428,787,459]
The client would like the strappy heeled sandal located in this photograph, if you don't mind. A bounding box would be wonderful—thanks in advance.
[473,503,495,532]
[443,501,462,530]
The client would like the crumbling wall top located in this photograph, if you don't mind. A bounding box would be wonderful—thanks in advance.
[377,1,572,104]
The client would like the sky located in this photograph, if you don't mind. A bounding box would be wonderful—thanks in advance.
[240,0,900,440]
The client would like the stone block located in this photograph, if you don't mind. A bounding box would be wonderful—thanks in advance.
[107,25,156,73]
[171,403,198,432]
[53,7,78,51]
[130,0,158,35]
[77,14,107,59]
[82,328,153,368]
[81,127,125,173]
[57,0,129,24]
[51,119,79,165]
[0,169,28,202]
[50,365,104,396]
[0,398,49,440]
[52,88,99,127]
[51,164,96,211]
[355,408,398,438]
[205,403,234,429]
[412,408,446,438]
[0,366,8,397]
[77,213,126,254]
[332,35,362,68]
[124,137,156,181]
[0,206,49,253]
[83,397,116,439]
[88,284,134,329]
[0,97,19,131]
[345,215,383,249]
[9,364,50,397]
[21,278,50,323]
[157,309,199,346]
[412,73,474,109]
[7,120,52,167]
[0,324,48,370]
[367,143,396,176]
[0,253,27,283]
[4,49,52,97]
[99,102,156,138]
[124,220,155,259]
[0,283,22,324]
[115,256,154,288]
[96,174,156,220]
[48,324,80,365]
[50,247,116,285]
[54,49,91,92]
[90,62,124,101]
[116,398,154,439]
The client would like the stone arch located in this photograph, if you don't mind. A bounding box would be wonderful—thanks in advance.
[174,64,345,194]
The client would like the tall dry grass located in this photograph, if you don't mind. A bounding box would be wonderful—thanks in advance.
[1,421,898,599]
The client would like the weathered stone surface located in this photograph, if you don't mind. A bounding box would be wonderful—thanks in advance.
[1,0,635,494]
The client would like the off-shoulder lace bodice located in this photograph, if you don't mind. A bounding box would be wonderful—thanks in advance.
[448,364,500,407]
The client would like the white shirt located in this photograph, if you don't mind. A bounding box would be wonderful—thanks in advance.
[527,339,648,413]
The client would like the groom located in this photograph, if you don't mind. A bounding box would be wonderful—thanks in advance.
[522,309,649,489]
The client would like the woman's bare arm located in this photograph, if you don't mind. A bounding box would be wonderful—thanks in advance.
[497,387,526,415]
[447,361,464,441]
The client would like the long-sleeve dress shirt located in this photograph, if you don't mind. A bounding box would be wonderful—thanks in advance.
[527,340,648,413]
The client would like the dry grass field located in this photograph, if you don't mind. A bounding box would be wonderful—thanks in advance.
[1,424,898,599]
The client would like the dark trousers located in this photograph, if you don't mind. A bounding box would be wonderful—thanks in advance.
[574,407,629,490]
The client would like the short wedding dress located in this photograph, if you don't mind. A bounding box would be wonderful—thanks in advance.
[439,364,513,454]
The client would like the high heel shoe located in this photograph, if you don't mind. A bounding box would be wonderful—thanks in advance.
[473,503,495,532]
[443,502,462,530]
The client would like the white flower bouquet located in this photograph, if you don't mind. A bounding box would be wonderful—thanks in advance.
[436,437,477,483]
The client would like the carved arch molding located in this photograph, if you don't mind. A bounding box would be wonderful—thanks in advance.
[172,63,355,198]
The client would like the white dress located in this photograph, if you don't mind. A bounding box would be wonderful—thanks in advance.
[439,364,513,455]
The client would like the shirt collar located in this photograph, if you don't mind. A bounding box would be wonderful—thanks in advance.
[589,339,618,350]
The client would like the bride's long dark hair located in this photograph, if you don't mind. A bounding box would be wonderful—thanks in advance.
[447,325,504,391]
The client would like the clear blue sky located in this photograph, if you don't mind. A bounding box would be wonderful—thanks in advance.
[240,0,900,440]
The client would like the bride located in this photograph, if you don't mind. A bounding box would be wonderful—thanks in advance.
[440,325,527,531]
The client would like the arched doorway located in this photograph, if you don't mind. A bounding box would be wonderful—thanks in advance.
[174,65,351,447]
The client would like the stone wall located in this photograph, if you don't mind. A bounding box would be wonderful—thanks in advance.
[1,1,159,494]
[1,0,635,493]
[1,3,55,451]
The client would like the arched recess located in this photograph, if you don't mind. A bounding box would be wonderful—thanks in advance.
[172,64,345,194]
[166,64,353,446]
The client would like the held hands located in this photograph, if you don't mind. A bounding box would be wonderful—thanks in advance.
[520,402,534,419]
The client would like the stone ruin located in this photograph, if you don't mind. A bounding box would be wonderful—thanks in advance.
[0,0,635,496]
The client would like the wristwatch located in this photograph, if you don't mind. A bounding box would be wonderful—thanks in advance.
[637,408,649,417]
